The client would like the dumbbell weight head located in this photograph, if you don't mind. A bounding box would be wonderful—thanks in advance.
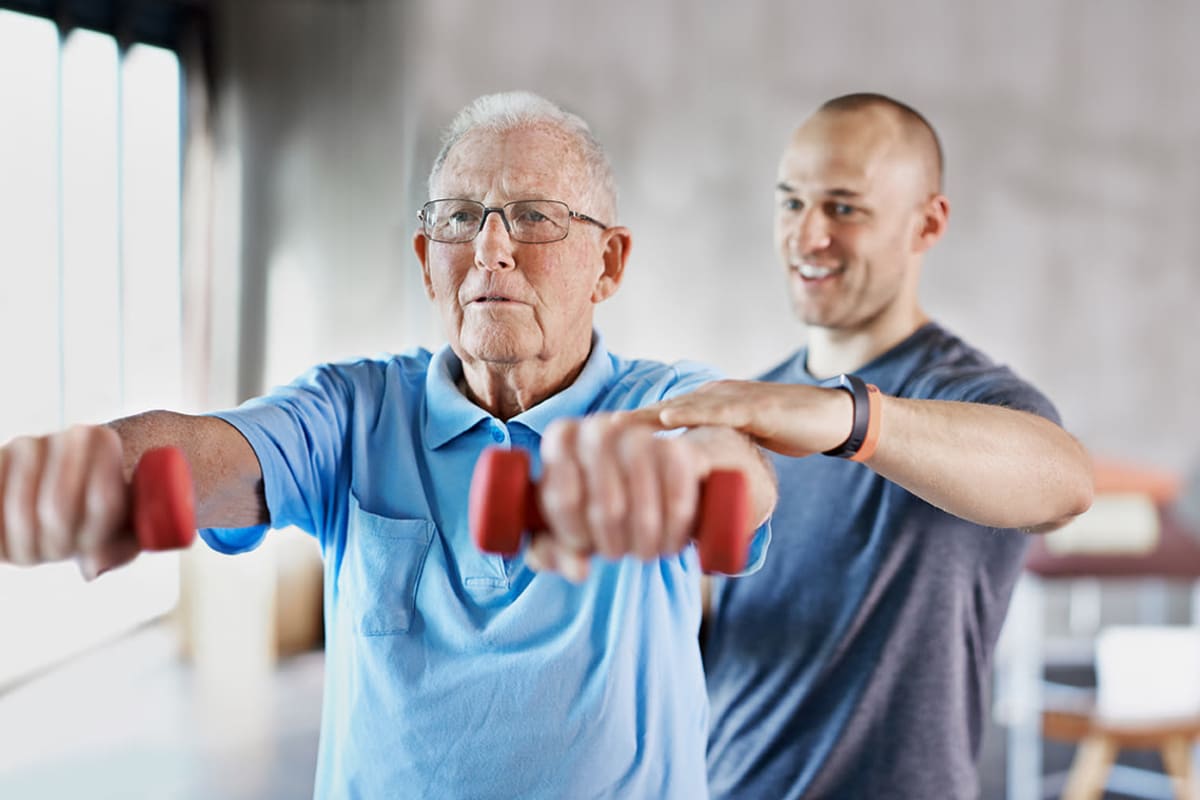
[130,446,197,551]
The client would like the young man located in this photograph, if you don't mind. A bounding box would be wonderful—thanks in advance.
[644,93,1093,799]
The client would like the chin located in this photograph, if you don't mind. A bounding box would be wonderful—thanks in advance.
[460,325,537,365]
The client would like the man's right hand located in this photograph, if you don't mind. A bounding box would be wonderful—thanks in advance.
[636,379,856,458]
[0,425,140,578]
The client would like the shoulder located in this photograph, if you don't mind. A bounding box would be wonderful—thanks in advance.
[305,349,433,393]
[757,350,807,383]
[603,353,724,407]
[242,350,435,418]
[891,325,1059,422]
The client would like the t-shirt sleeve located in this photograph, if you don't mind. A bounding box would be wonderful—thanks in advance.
[199,364,356,553]
[913,363,1062,427]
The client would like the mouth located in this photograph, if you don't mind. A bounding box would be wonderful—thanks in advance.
[470,294,518,304]
[791,263,845,281]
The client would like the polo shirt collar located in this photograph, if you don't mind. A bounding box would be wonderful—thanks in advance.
[423,331,614,449]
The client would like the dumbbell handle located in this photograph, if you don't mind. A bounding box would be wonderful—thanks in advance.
[128,446,197,552]
[468,446,753,574]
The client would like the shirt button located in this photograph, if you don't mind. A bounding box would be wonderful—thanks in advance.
[491,425,505,443]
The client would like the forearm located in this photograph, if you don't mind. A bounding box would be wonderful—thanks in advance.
[108,411,267,529]
[681,426,777,528]
[865,397,1093,531]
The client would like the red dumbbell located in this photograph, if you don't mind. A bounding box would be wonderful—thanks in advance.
[468,446,753,574]
[128,446,197,552]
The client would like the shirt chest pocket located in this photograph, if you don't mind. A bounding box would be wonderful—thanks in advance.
[345,496,435,636]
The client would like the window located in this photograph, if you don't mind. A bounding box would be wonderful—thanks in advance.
[0,9,184,687]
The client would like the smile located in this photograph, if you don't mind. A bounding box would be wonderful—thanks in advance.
[793,263,844,280]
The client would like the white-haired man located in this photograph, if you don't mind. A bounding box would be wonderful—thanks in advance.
[0,91,775,799]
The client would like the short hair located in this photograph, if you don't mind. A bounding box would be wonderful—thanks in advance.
[818,92,945,192]
[427,91,618,220]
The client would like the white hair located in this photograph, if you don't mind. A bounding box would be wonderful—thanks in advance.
[426,91,618,221]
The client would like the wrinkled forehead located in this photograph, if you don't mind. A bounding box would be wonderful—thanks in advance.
[434,125,590,205]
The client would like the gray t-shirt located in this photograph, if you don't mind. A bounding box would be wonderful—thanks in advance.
[705,323,1058,800]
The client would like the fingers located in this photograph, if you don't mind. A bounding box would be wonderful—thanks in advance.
[0,443,10,563]
[614,406,671,429]
[658,436,701,555]
[539,420,591,554]
[533,415,705,579]
[77,430,129,556]
[651,381,748,431]
[619,428,664,560]
[0,426,130,568]
[578,417,632,559]
[39,427,94,560]
[0,446,9,563]
[2,435,49,565]
[525,533,591,583]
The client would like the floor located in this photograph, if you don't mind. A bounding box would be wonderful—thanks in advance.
[0,624,1184,799]
[0,622,322,800]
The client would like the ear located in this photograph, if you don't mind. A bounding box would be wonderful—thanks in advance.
[591,226,632,303]
[413,230,436,300]
[913,194,950,254]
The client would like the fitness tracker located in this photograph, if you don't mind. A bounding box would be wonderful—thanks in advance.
[820,373,881,462]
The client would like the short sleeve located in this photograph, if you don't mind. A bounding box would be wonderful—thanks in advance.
[199,364,358,552]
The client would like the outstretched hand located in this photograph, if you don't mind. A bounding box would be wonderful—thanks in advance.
[628,379,855,458]
[0,425,141,579]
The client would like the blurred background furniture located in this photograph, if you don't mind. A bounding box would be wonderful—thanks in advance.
[1001,461,1200,800]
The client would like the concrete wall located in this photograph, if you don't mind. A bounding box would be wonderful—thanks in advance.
[209,0,1200,472]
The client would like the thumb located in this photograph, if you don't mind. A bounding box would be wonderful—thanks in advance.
[78,535,141,581]
[612,407,671,430]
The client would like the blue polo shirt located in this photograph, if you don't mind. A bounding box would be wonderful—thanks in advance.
[200,334,768,799]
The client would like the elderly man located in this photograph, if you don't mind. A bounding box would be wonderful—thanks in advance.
[642,94,1094,799]
[0,91,774,799]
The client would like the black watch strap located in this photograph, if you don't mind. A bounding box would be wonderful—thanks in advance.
[820,373,870,458]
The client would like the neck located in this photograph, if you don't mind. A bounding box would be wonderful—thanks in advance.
[460,341,592,420]
[805,305,929,379]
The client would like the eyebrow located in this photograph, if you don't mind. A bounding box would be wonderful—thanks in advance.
[775,181,863,199]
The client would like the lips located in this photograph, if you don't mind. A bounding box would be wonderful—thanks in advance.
[792,263,845,280]
[465,277,526,306]
[466,289,526,306]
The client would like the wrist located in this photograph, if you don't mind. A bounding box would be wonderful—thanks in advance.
[820,374,882,462]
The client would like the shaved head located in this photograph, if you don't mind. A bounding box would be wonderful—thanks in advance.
[815,93,944,195]
[773,92,951,337]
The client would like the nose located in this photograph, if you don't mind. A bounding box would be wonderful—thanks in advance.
[474,211,516,272]
[791,210,831,256]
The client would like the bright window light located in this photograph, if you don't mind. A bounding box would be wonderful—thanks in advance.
[0,14,185,689]
[122,44,183,413]
[0,10,61,440]
[61,28,122,424]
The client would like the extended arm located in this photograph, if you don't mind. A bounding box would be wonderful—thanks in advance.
[0,412,266,577]
[646,380,1093,532]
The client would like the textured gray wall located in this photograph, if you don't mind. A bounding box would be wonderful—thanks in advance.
[212,0,1200,472]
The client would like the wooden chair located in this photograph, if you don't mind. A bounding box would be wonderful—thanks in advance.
[1044,704,1200,800]
[1004,459,1200,800]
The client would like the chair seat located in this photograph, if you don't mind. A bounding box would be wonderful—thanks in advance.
[1043,702,1200,800]
[1045,706,1200,749]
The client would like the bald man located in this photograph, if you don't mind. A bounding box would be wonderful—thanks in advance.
[644,94,1093,798]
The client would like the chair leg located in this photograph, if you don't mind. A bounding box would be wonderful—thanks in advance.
[1159,735,1200,800]
[1062,733,1118,800]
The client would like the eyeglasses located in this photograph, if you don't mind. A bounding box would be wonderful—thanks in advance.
[418,199,608,244]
